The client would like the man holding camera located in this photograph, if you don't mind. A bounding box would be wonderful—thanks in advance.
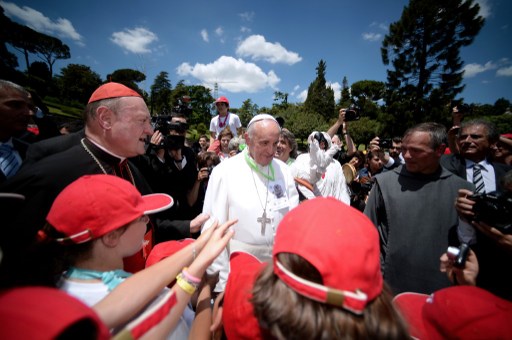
[364,122,473,295]
[147,114,199,240]
[440,119,512,300]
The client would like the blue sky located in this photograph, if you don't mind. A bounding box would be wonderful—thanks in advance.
[2,0,511,109]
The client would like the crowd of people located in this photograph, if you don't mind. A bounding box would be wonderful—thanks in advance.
[1,79,511,339]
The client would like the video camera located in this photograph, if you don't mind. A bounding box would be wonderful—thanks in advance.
[469,191,512,234]
[152,116,188,136]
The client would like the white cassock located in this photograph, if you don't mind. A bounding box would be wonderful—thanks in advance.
[202,149,299,291]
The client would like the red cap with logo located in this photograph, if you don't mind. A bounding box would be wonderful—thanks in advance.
[46,174,173,244]
[394,286,512,339]
[273,197,383,314]
[88,82,141,104]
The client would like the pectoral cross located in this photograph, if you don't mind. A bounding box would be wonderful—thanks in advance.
[257,211,271,236]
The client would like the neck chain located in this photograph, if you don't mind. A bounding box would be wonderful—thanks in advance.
[251,165,272,237]
[218,112,229,128]
[81,138,135,186]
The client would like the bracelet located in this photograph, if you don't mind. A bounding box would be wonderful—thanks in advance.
[176,273,197,295]
[182,267,201,284]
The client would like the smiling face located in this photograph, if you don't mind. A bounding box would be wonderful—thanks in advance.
[275,136,291,162]
[402,131,442,175]
[458,124,491,163]
[246,120,280,166]
[107,97,154,157]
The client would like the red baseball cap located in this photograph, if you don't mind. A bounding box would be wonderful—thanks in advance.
[223,252,266,340]
[214,96,229,106]
[88,82,141,104]
[501,133,512,139]
[145,238,195,268]
[0,287,110,339]
[394,286,512,339]
[273,197,383,314]
[46,174,173,244]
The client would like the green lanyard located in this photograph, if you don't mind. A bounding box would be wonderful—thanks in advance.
[244,149,275,181]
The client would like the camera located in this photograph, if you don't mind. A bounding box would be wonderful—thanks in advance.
[447,243,470,268]
[313,132,329,148]
[469,191,512,233]
[344,104,360,122]
[380,139,392,149]
[163,135,185,150]
[152,115,188,137]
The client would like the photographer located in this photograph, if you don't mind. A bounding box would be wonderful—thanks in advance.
[147,114,200,242]
[327,108,357,164]
[368,136,403,171]
[452,170,512,300]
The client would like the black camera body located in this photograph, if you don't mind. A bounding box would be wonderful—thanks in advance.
[469,191,512,233]
[344,104,360,122]
[380,139,392,149]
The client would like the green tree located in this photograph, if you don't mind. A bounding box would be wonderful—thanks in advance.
[272,91,289,113]
[107,69,146,94]
[150,71,172,115]
[34,35,71,76]
[56,64,102,105]
[286,108,327,143]
[339,76,351,108]
[0,6,18,72]
[304,59,336,121]
[238,98,259,126]
[351,80,385,120]
[381,0,484,132]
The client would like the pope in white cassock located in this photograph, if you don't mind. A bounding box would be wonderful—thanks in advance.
[202,114,299,292]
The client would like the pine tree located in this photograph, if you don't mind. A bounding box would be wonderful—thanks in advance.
[340,76,351,108]
[381,0,484,134]
[150,72,172,115]
[304,59,335,121]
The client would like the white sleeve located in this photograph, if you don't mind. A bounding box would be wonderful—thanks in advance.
[234,115,242,129]
[201,163,230,292]
[209,116,217,134]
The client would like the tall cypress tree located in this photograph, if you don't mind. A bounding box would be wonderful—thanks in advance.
[150,71,172,115]
[304,59,335,122]
[381,0,484,134]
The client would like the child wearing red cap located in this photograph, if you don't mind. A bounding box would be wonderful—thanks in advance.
[218,197,409,339]
[38,174,235,339]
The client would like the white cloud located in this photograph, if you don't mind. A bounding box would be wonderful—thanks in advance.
[236,35,302,65]
[1,1,83,45]
[239,11,255,22]
[176,56,280,93]
[328,81,342,103]
[240,26,251,34]
[463,61,497,77]
[215,27,225,43]
[362,32,382,42]
[110,27,158,54]
[296,90,308,103]
[200,29,209,42]
[497,66,512,77]
[474,0,491,18]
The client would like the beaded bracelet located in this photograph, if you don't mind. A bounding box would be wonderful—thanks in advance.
[182,267,201,284]
[176,273,197,295]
